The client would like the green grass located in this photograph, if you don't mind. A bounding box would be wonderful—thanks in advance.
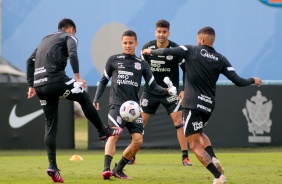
[0,118,281,183]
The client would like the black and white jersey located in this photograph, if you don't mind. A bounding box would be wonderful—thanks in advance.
[141,40,184,95]
[26,31,79,87]
[151,45,255,114]
[93,53,168,106]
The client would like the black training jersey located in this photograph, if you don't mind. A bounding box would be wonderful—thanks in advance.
[141,40,184,95]
[93,53,168,106]
[27,31,79,87]
[151,45,255,115]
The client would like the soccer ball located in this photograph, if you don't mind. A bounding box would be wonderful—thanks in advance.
[119,100,141,122]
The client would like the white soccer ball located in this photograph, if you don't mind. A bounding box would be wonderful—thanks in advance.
[119,100,141,122]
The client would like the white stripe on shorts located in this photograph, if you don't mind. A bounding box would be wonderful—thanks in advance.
[183,110,191,134]
[108,114,120,127]
[173,98,182,112]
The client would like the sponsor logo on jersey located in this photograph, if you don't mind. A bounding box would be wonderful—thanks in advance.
[259,0,282,7]
[150,60,170,72]
[192,121,203,131]
[227,67,235,71]
[34,67,46,75]
[196,104,211,112]
[117,55,125,59]
[166,55,173,60]
[148,45,156,49]
[200,49,218,61]
[134,62,141,70]
[242,91,272,143]
[117,70,138,87]
[34,77,48,84]
[118,62,125,68]
[198,94,213,104]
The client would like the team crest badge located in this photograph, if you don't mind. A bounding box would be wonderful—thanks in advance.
[242,91,272,143]
[134,62,141,70]
[166,55,173,60]
[117,116,122,124]
[141,99,148,107]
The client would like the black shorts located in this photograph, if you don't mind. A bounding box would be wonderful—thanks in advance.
[140,92,182,115]
[108,105,144,134]
[35,79,88,102]
[182,108,211,136]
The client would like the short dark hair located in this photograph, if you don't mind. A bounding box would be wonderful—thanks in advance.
[58,18,76,32]
[122,30,137,40]
[198,26,215,36]
[156,19,170,30]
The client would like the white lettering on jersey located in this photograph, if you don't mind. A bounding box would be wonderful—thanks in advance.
[200,49,218,61]
[150,60,170,72]
[227,67,235,71]
[117,70,138,87]
[34,78,48,84]
[198,94,213,104]
[117,55,125,59]
[34,67,46,75]
[196,104,211,112]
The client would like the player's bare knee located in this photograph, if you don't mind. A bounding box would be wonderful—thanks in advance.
[132,138,143,147]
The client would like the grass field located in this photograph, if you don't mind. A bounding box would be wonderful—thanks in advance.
[0,118,281,184]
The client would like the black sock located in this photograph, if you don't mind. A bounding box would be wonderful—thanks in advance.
[205,146,216,158]
[206,163,221,178]
[116,156,130,171]
[104,155,113,170]
[181,150,188,159]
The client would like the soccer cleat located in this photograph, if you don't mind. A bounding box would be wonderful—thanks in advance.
[102,168,112,180]
[99,126,123,141]
[127,157,136,165]
[213,174,227,184]
[212,157,225,174]
[182,157,192,166]
[47,168,64,183]
[112,163,132,179]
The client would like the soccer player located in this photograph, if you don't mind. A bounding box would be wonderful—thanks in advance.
[93,30,173,180]
[129,19,192,166]
[142,26,262,184]
[26,18,122,183]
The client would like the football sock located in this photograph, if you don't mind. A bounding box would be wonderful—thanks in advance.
[206,162,221,178]
[116,156,130,171]
[104,155,113,170]
[181,150,188,159]
[205,146,216,158]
